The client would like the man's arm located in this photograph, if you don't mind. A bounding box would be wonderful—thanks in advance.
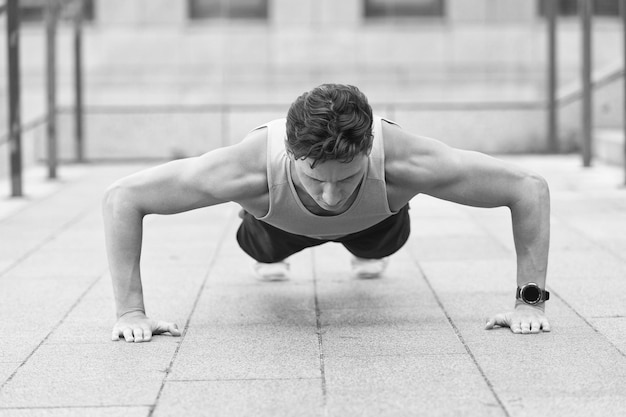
[103,131,268,342]
[385,123,550,334]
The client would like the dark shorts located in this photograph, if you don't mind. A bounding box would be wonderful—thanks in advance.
[236,205,411,263]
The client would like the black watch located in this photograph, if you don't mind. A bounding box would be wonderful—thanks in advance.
[516,283,550,305]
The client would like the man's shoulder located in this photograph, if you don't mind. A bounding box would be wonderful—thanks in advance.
[381,119,460,193]
[237,124,269,167]
[381,120,417,164]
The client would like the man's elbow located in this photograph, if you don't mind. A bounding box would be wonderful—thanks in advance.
[102,180,144,219]
[519,172,550,206]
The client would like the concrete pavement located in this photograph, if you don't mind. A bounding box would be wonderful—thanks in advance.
[1,155,625,416]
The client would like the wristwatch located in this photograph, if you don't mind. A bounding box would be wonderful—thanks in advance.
[516,282,550,305]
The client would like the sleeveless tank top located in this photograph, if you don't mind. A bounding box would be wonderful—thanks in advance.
[255,116,397,240]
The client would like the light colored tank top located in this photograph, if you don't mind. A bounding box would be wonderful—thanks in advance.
[255,116,397,239]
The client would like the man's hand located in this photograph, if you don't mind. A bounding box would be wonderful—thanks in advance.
[485,303,551,334]
[111,310,182,343]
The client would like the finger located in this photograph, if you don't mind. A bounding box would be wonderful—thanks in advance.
[485,313,507,330]
[484,317,496,330]
[111,328,120,341]
[530,320,541,334]
[155,321,181,337]
[530,320,541,333]
[520,322,531,334]
[142,327,153,342]
[133,328,144,343]
[123,328,134,342]
[541,318,552,332]
[510,322,522,334]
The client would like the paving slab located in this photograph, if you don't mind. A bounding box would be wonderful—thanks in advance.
[167,325,321,381]
[194,283,318,327]
[0,342,176,408]
[153,379,324,417]
[321,325,466,357]
[324,355,504,417]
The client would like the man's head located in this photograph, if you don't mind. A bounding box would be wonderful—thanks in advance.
[285,84,373,212]
[285,84,373,169]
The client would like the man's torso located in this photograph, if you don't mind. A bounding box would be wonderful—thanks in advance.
[233,118,416,238]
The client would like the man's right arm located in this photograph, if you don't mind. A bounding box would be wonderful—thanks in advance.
[103,132,268,342]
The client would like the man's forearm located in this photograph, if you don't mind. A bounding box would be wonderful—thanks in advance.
[103,186,147,318]
[510,175,550,290]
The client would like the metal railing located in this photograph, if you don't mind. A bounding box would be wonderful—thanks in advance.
[3,0,626,195]
[544,0,626,182]
[2,0,85,197]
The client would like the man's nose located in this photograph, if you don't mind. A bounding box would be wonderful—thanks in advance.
[322,183,341,206]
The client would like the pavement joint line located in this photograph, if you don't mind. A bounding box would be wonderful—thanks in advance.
[147,208,237,417]
[407,245,512,417]
[324,353,468,358]
[0,202,100,278]
[310,248,328,411]
[0,404,152,410]
[166,377,322,382]
[0,270,105,393]
[549,289,626,358]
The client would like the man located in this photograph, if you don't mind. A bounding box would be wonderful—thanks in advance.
[103,84,551,343]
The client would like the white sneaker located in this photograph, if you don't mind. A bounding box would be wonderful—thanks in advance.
[252,261,291,281]
[351,257,388,279]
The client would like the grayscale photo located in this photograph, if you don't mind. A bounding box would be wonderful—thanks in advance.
[1,0,625,416]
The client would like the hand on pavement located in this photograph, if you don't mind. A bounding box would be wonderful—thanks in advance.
[111,310,181,343]
[485,303,551,334]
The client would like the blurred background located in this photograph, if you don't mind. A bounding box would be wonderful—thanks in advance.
[0,0,624,188]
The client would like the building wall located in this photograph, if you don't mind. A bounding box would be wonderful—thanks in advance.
[4,0,623,169]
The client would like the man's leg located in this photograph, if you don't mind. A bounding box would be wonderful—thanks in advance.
[336,204,411,278]
[236,211,326,279]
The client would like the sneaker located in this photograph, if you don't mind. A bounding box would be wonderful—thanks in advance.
[252,261,291,281]
[351,257,388,279]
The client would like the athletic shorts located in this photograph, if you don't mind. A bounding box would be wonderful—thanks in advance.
[236,204,411,263]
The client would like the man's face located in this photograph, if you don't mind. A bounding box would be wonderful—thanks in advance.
[292,155,368,213]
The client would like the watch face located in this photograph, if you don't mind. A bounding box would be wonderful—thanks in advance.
[522,285,541,303]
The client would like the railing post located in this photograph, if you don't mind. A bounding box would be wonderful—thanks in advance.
[73,0,85,162]
[547,0,558,153]
[7,0,22,197]
[46,0,59,179]
[580,0,593,167]
[622,0,626,185]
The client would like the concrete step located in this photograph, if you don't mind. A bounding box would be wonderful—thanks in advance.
[595,128,625,166]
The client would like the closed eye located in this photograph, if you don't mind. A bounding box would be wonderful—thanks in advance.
[340,174,360,183]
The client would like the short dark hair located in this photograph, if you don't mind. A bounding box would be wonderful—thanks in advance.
[285,84,373,168]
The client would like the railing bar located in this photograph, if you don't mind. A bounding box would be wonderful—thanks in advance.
[62,101,545,115]
[547,0,558,152]
[46,0,59,179]
[622,0,626,186]
[580,0,593,167]
[6,0,22,197]
[73,0,85,162]
[0,115,49,146]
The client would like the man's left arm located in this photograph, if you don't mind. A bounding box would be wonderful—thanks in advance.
[387,128,551,334]
[483,164,551,334]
